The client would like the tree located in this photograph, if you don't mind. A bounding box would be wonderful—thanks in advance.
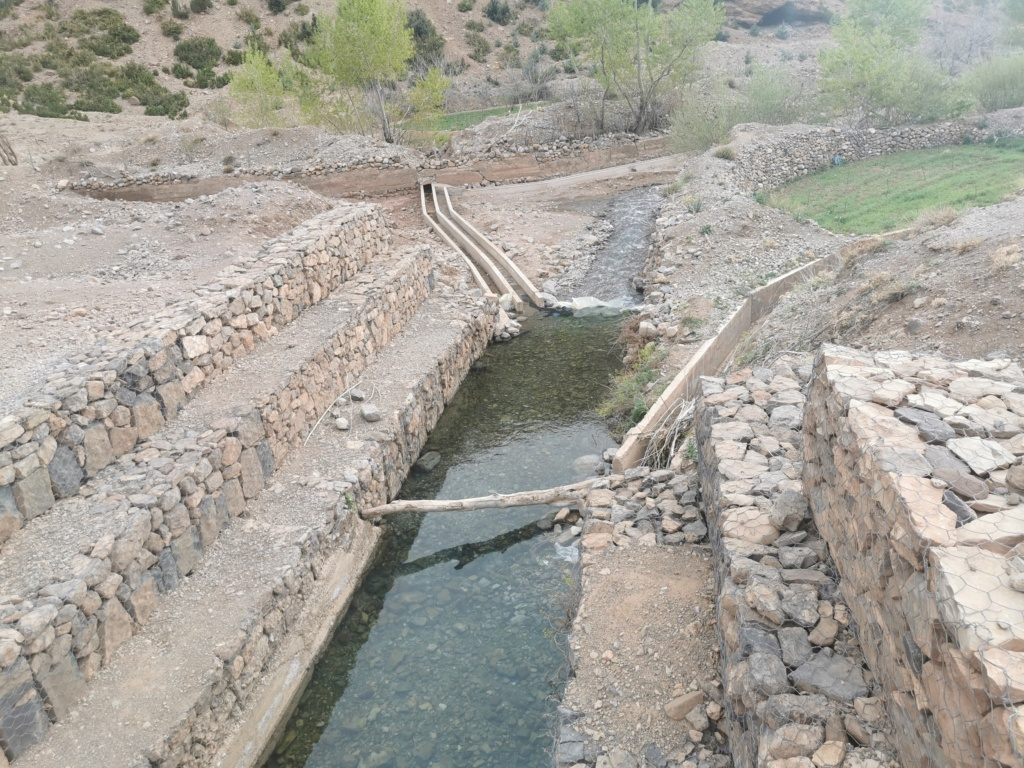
[304,0,414,142]
[229,46,286,127]
[549,0,723,133]
[408,66,451,115]
[819,0,968,125]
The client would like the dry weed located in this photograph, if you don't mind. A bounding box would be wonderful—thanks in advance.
[951,237,986,255]
[991,243,1022,271]
[840,237,886,261]
[913,206,958,231]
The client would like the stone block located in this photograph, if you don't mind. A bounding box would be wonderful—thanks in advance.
[0,657,49,758]
[171,526,201,578]
[155,381,186,420]
[108,426,138,457]
[0,487,24,544]
[37,651,87,721]
[131,394,165,439]
[13,468,55,521]
[221,478,246,517]
[255,440,275,476]
[790,652,869,703]
[47,445,83,499]
[98,598,133,665]
[233,410,266,448]
[126,574,157,626]
[82,424,114,477]
[239,448,264,499]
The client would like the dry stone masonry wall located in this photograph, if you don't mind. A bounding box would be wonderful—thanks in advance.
[0,203,388,544]
[728,108,1024,194]
[696,359,899,768]
[803,345,1024,768]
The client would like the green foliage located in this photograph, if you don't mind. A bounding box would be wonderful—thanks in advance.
[465,30,490,61]
[161,18,185,39]
[457,0,474,9]
[18,82,86,119]
[268,0,288,13]
[712,145,734,160]
[224,48,246,65]
[0,51,35,109]
[172,61,194,78]
[230,45,285,126]
[774,23,790,39]
[766,139,1024,233]
[278,20,314,57]
[671,65,808,152]
[407,65,450,113]
[598,343,667,438]
[170,0,190,18]
[484,0,513,24]
[237,6,261,28]
[965,54,1024,112]
[60,9,140,59]
[188,68,230,88]
[143,0,168,14]
[465,18,484,31]
[407,9,445,61]
[306,0,414,87]
[0,0,25,21]
[294,2,310,13]
[549,0,724,133]
[174,37,223,69]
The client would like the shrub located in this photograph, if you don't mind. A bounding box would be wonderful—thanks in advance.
[466,30,490,61]
[457,0,473,10]
[224,48,245,65]
[189,68,230,88]
[143,0,167,14]
[171,0,190,18]
[713,145,735,160]
[293,2,309,13]
[408,9,445,61]
[268,0,288,13]
[172,61,193,78]
[278,20,313,56]
[236,6,260,27]
[484,0,513,24]
[0,0,25,21]
[18,82,87,119]
[715,29,729,41]
[965,54,1024,112]
[465,19,484,31]
[60,9,140,59]
[174,36,222,69]
[190,0,212,11]
[775,23,791,39]
[498,42,521,68]
[748,24,760,36]
[161,19,184,39]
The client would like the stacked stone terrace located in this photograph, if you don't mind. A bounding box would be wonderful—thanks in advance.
[804,345,1024,768]
[696,360,899,768]
[0,201,498,765]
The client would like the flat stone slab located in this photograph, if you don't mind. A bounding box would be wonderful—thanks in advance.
[948,437,1016,475]
[789,652,869,703]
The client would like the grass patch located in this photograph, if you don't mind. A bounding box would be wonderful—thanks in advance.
[765,139,1024,234]
[598,343,667,439]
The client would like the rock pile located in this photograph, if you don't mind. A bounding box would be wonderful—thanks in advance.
[728,108,1024,194]
[696,357,899,768]
[0,204,388,540]
[804,345,1024,768]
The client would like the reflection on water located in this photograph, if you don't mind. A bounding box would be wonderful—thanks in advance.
[265,315,622,768]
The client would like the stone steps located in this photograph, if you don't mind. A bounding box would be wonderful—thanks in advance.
[14,292,490,768]
[0,245,449,762]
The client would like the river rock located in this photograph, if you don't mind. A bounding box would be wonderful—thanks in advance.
[361,404,383,423]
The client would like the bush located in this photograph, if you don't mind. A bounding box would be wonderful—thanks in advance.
[965,54,1024,112]
[408,9,445,61]
[278,20,313,56]
[224,48,245,65]
[18,82,87,119]
[190,0,212,12]
[0,0,25,21]
[465,19,484,31]
[466,30,490,61]
[484,0,513,24]
[188,68,230,88]
[60,9,140,59]
[174,36,222,69]
[143,0,167,14]
[498,42,521,68]
[713,145,735,160]
[775,23,791,39]
[294,2,309,13]
[236,6,260,27]
[457,0,473,9]
[172,61,193,78]
[161,19,184,39]
[171,0,190,18]
[268,0,288,13]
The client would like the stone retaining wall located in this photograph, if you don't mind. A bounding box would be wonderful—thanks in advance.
[696,359,899,768]
[0,204,388,544]
[0,246,445,762]
[728,108,1024,193]
[803,345,1024,768]
[151,301,495,768]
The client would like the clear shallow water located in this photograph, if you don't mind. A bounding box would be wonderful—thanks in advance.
[265,315,622,768]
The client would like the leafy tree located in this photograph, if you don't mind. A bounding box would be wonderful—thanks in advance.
[408,66,450,114]
[302,0,414,141]
[230,46,286,126]
[819,0,967,125]
[549,0,723,133]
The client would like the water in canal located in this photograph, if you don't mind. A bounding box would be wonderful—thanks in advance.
[265,315,623,768]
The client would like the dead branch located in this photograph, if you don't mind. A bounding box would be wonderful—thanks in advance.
[0,132,16,167]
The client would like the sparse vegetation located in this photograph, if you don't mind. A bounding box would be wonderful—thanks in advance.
[161,19,185,39]
[143,0,168,14]
[484,0,513,25]
[765,139,1024,234]
[59,9,140,59]
[598,341,667,439]
[457,0,474,10]
[712,145,735,160]
[990,243,1022,271]
[466,30,490,62]
[965,54,1024,112]
[408,9,445,62]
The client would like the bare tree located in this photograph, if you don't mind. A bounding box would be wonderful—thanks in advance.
[0,132,16,166]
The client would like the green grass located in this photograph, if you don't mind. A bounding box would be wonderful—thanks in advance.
[405,102,545,132]
[765,139,1024,234]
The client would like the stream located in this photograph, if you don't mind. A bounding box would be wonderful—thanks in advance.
[264,188,659,768]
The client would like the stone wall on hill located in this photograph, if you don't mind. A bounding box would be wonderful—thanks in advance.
[0,204,388,545]
[696,357,900,768]
[803,345,1024,768]
[728,108,1024,194]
